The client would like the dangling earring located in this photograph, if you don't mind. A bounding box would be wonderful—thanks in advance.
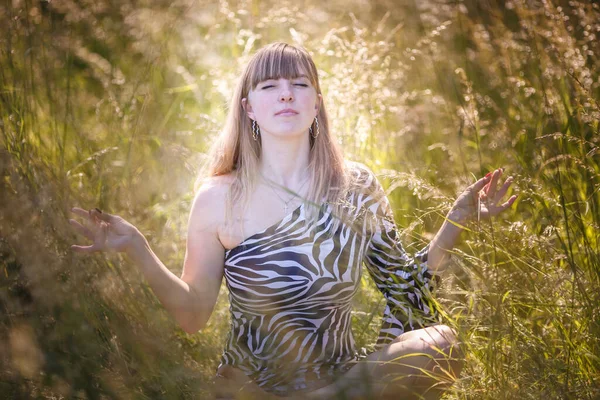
[252,119,260,141]
[310,116,320,138]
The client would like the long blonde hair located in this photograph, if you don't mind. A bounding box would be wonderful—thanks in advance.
[203,42,348,224]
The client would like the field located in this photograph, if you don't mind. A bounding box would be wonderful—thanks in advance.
[1,0,599,398]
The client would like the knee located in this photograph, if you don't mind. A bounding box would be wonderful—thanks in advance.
[402,325,464,374]
[428,325,461,350]
[423,325,464,377]
[405,325,464,392]
[392,325,460,351]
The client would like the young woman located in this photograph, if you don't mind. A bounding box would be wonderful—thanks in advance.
[70,42,516,399]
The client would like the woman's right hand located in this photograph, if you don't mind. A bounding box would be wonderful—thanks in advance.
[69,207,146,254]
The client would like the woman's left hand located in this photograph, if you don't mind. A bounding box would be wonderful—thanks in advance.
[448,168,517,224]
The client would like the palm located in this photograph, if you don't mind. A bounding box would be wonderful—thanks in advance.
[70,207,141,253]
[451,169,517,222]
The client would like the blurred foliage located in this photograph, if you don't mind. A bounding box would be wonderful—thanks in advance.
[1,0,599,398]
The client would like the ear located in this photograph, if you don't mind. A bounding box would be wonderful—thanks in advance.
[241,98,256,120]
[315,94,322,116]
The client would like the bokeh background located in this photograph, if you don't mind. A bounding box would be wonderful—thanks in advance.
[1,0,599,398]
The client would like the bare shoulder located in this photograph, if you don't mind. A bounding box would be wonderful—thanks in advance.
[189,173,234,229]
[196,174,234,195]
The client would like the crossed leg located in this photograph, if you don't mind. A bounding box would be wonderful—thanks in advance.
[213,325,463,400]
[306,324,464,400]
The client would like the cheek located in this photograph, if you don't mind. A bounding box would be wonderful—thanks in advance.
[247,96,266,117]
[303,93,318,110]
[253,103,271,120]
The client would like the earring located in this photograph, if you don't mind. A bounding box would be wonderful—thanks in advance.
[252,119,260,141]
[310,117,320,138]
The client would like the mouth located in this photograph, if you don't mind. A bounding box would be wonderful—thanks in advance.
[275,109,299,116]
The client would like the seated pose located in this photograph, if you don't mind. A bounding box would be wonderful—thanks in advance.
[70,42,516,399]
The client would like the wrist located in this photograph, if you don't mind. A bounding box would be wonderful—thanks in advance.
[125,231,150,260]
[447,208,469,226]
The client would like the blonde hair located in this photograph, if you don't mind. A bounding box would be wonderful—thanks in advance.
[203,42,348,225]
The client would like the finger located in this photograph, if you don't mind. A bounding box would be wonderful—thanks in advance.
[70,244,101,253]
[500,195,518,210]
[486,168,502,199]
[71,207,93,220]
[69,219,94,240]
[469,174,493,194]
[494,176,513,201]
[90,208,114,223]
[488,194,518,217]
[482,172,492,194]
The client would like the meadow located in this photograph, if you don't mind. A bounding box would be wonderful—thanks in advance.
[1,0,599,398]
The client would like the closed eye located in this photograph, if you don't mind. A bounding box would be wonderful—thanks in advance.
[260,82,309,89]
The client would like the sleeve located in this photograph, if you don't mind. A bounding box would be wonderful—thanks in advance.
[361,168,440,348]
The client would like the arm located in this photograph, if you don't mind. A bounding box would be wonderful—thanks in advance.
[359,166,516,346]
[427,168,517,273]
[357,165,439,347]
[424,214,463,275]
[364,218,439,347]
[177,181,228,332]
[124,237,217,334]
[70,179,228,334]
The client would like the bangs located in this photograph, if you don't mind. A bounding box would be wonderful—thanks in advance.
[246,43,318,91]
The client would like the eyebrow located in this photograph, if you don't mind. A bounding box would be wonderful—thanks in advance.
[263,75,309,81]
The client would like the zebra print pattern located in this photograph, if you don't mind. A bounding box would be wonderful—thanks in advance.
[218,162,439,396]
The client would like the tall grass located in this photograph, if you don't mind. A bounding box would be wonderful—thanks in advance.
[1,0,598,398]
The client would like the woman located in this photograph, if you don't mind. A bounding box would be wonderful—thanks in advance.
[70,42,516,399]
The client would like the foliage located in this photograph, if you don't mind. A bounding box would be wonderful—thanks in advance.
[1,0,599,398]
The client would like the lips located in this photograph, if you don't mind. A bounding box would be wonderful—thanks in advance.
[275,108,298,116]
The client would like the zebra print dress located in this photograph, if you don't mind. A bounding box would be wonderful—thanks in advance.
[217,162,439,396]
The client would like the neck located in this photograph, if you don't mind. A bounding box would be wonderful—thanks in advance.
[259,134,311,187]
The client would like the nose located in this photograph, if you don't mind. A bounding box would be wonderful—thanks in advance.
[279,81,294,102]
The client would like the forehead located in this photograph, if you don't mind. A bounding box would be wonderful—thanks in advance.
[248,48,315,88]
